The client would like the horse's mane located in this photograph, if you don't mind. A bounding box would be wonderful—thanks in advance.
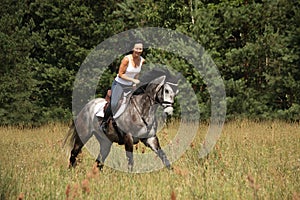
[133,68,179,95]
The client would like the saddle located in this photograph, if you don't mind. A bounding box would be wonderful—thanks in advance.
[104,89,132,116]
[101,89,132,145]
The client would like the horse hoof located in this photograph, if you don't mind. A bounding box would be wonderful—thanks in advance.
[97,164,104,171]
[128,165,133,172]
[68,160,77,169]
[95,160,104,171]
[166,165,173,170]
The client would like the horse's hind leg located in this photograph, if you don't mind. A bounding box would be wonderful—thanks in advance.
[95,136,112,170]
[70,134,84,168]
[142,136,172,169]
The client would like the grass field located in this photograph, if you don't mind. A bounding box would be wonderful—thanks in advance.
[0,120,299,200]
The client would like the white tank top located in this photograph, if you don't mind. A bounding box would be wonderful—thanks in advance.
[115,55,143,85]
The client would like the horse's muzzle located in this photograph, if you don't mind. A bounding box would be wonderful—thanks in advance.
[163,105,174,116]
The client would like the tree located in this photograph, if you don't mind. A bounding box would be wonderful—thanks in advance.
[0,0,42,125]
[0,0,299,125]
[190,0,300,120]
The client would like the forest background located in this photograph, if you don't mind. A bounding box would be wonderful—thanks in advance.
[1,0,299,125]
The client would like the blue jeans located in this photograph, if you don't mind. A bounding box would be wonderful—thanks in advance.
[110,80,132,115]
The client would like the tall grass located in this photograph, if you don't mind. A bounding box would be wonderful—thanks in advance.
[0,120,299,199]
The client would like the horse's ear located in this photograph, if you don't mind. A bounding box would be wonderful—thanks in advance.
[146,75,166,93]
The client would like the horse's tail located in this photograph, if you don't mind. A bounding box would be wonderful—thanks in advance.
[62,120,77,157]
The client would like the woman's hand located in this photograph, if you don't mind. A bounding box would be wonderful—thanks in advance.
[131,79,140,85]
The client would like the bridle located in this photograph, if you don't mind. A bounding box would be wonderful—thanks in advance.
[131,81,176,130]
[156,82,177,109]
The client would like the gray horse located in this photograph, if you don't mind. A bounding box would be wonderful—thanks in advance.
[63,70,179,171]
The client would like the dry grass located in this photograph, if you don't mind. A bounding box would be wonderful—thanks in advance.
[0,120,299,199]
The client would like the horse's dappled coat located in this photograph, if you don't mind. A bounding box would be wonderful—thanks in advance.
[63,69,180,171]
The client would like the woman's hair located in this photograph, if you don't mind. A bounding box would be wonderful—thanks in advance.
[131,40,144,49]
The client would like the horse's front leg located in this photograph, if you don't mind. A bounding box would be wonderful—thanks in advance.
[124,133,134,171]
[142,137,172,170]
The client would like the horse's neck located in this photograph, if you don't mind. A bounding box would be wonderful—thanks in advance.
[132,94,157,116]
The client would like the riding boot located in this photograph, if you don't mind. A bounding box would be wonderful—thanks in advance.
[100,104,111,134]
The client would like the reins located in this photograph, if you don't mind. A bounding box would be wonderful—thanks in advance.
[131,97,149,128]
[128,81,175,131]
[130,85,162,131]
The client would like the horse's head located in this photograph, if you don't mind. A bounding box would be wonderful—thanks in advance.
[146,75,179,116]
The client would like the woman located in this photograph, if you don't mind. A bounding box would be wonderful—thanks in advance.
[101,41,145,133]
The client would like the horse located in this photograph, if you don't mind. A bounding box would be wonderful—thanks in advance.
[63,69,180,171]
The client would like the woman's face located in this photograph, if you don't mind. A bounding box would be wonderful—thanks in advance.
[132,43,143,56]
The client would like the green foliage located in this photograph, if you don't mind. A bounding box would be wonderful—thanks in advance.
[190,0,300,121]
[0,0,299,125]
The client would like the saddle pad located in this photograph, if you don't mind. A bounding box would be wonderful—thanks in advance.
[113,95,130,119]
[113,101,127,119]
[95,101,107,117]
